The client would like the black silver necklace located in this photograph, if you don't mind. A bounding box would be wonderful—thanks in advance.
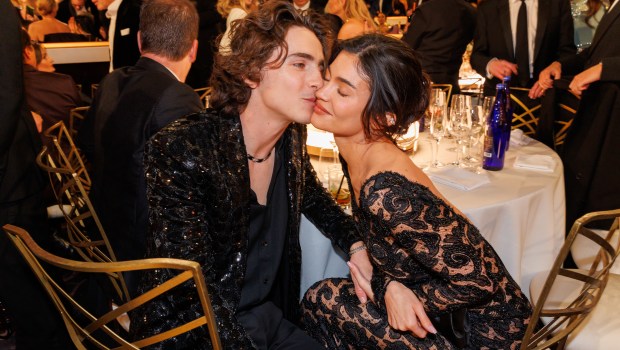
[247,150,272,163]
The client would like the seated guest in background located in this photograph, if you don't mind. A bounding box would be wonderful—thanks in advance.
[32,41,56,72]
[217,0,256,54]
[131,1,364,348]
[0,3,72,348]
[303,34,532,349]
[67,13,97,40]
[368,0,407,17]
[291,0,327,13]
[471,0,575,96]
[77,0,203,295]
[28,0,71,42]
[92,0,142,70]
[22,30,82,137]
[325,0,377,39]
[402,0,476,94]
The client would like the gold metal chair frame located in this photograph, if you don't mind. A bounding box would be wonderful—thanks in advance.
[3,224,222,350]
[69,106,90,139]
[510,87,541,136]
[521,209,620,350]
[194,87,212,108]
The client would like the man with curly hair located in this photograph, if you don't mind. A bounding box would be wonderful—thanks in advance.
[131,1,368,348]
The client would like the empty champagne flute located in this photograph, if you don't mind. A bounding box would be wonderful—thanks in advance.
[429,95,447,168]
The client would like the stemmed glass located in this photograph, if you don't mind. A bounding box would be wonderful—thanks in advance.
[448,95,472,166]
[427,90,447,168]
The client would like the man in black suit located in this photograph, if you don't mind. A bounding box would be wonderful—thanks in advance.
[291,0,328,13]
[402,0,476,94]
[78,0,203,295]
[92,0,141,70]
[471,0,576,96]
[0,2,72,348]
[22,32,83,137]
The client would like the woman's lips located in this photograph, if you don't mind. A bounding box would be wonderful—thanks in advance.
[313,103,330,115]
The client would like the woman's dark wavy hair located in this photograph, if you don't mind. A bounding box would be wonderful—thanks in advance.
[333,34,430,141]
[209,0,334,115]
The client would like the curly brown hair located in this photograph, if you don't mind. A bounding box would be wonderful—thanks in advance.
[209,0,334,115]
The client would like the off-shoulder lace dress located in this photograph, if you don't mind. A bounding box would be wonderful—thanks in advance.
[302,171,532,349]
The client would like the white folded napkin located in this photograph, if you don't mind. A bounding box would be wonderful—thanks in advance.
[428,167,491,191]
[510,129,533,146]
[513,154,556,172]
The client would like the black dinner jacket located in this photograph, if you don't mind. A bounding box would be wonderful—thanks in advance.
[77,57,203,265]
[23,65,83,137]
[560,4,620,229]
[111,0,141,70]
[471,0,576,95]
[402,0,476,93]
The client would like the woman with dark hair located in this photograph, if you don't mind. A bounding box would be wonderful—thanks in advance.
[302,34,532,349]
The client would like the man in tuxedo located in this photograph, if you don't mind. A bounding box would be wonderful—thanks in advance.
[402,0,476,94]
[78,0,203,295]
[0,2,72,348]
[471,0,576,96]
[291,0,328,13]
[92,0,142,71]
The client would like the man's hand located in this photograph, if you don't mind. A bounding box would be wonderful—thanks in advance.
[384,281,437,338]
[348,243,373,303]
[488,59,518,80]
[569,63,602,97]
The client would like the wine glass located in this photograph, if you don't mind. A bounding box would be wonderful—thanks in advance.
[448,96,472,166]
[318,147,336,186]
[428,94,447,168]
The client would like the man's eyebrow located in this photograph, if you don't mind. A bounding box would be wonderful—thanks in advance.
[287,52,315,61]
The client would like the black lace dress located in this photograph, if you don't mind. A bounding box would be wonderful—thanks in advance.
[302,171,532,350]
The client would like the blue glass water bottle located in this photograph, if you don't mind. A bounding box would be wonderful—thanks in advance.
[482,84,510,171]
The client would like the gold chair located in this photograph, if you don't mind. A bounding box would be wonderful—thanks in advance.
[510,87,541,136]
[194,87,212,108]
[69,106,90,139]
[42,121,91,191]
[431,84,453,106]
[91,83,99,99]
[521,209,620,350]
[3,224,222,350]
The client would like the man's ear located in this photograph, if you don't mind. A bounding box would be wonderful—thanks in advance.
[188,39,198,63]
[137,30,143,53]
[23,46,36,66]
[243,77,259,89]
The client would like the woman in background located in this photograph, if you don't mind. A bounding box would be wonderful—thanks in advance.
[302,34,532,349]
[324,0,376,39]
[28,0,71,42]
[217,0,256,53]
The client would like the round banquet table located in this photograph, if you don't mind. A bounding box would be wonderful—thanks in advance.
[300,127,566,300]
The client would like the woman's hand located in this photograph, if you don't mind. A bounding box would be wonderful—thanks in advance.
[569,63,602,97]
[384,281,437,338]
[348,244,373,303]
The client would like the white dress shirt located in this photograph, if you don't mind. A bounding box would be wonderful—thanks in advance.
[106,0,123,72]
[509,0,538,78]
[294,1,311,11]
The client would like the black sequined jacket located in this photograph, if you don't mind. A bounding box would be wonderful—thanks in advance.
[130,109,359,349]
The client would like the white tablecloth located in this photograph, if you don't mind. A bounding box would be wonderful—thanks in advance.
[300,132,566,299]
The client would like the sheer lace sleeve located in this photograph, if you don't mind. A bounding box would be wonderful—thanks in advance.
[360,172,500,314]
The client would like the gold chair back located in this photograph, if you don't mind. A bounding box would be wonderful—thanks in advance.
[36,144,130,303]
[69,106,90,139]
[91,83,99,99]
[42,121,91,190]
[510,87,541,136]
[520,209,620,350]
[194,87,212,108]
[3,224,222,350]
[431,84,453,106]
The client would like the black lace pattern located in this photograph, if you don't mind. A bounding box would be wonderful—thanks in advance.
[302,171,532,349]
